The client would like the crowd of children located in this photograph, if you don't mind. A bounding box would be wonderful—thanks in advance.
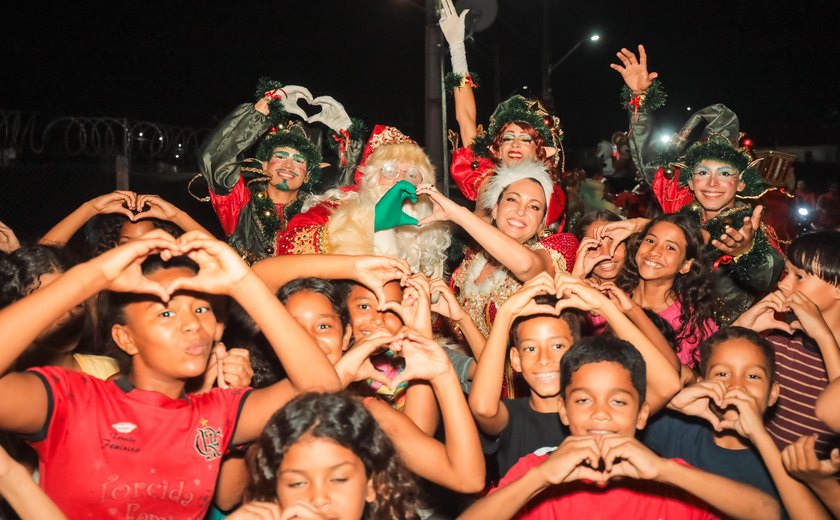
[0,32,839,520]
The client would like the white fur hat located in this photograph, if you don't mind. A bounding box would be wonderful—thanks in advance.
[478,161,554,222]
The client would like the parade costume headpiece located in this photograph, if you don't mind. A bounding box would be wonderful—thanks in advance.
[479,161,554,224]
[252,78,324,190]
[354,125,417,185]
[660,104,770,199]
[471,95,564,167]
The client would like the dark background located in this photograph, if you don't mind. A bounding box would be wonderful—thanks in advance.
[2,0,839,239]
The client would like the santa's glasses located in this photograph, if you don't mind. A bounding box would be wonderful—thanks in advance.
[379,162,423,185]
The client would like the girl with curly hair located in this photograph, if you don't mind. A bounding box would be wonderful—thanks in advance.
[237,392,421,520]
[617,213,717,367]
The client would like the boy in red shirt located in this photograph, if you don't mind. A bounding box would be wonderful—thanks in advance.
[461,336,780,520]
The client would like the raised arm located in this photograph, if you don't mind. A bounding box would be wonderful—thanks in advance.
[599,435,781,520]
[252,254,410,307]
[168,231,341,444]
[439,0,478,146]
[610,45,663,185]
[554,275,681,412]
[197,100,272,195]
[0,231,179,434]
[599,281,681,371]
[786,290,840,381]
[417,185,555,281]
[133,194,212,236]
[429,277,486,358]
[718,390,830,520]
[366,329,484,492]
[468,274,557,435]
[39,190,138,246]
[782,435,840,518]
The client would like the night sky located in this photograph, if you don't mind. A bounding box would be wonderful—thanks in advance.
[4,1,840,151]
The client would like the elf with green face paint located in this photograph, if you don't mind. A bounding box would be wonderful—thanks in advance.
[197,79,360,264]
[598,45,784,325]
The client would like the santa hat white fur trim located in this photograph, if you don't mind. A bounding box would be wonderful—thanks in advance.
[478,161,554,222]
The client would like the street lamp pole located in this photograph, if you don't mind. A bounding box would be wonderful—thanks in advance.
[543,32,600,106]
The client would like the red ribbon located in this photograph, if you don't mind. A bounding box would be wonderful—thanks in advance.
[332,128,350,167]
[265,88,287,100]
[713,255,734,270]
[628,96,642,123]
[464,74,477,88]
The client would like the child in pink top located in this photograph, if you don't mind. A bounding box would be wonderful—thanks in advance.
[616,213,717,367]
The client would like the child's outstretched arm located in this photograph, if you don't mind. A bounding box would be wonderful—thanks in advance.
[460,436,605,520]
[429,277,485,358]
[816,377,840,432]
[468,273,557,435]
[0,230,179,433]
[252,254,410,306]
[600,281,681,371]
[716,388,831,520]
[782,435,840,518]
[132,194,212,235]
[169,231,341,444]
[599,434,781,520]
[39,190,139,246]
[0,444,67,520]
[786,290,840,381]
[554,275,681,412]
[365,329,485,493]
[416,185,557,282]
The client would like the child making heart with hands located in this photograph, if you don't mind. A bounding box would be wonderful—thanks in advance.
[0,229,340,519]
[462,337,779,520]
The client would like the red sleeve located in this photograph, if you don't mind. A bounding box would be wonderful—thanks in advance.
[276,201,337,255]
[209,177,251,236]
[651,167,694,214]
[491,453,546,494]
[540,232,579,272]
[451,147,495,201]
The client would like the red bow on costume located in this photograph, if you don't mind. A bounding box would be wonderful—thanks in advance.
[332,128,350,167]
[628,96,642,124]
[714,255,734,270]
[265,89,287,100]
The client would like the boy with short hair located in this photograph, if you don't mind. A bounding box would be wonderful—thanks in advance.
[461,336,781,520]
[643,327,828,519]
[733,231,840,458]
[468,272,681,477]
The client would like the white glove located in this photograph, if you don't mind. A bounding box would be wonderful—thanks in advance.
[310,96,352,132]
[278,85,315,122]
[438,0,470,74]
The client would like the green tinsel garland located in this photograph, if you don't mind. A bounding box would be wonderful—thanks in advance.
[443,72,480,96]
[620,79,666,114]
[682,204,777,278]
[327,118,368,153]
[249,188,282,246]
[255,77,290,127]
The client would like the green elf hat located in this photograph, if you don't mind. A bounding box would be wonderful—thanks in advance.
[470,95,564,167]
[661,104,771,199]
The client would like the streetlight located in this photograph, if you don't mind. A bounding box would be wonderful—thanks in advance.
[548,33,601,75]
[542,31,601,103]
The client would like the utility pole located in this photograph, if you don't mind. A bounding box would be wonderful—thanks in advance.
[425,0,446,189]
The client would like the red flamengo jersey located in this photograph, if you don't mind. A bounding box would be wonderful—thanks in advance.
[27,366,250,520]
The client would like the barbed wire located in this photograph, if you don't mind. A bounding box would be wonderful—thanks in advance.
[0,110,206,161]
